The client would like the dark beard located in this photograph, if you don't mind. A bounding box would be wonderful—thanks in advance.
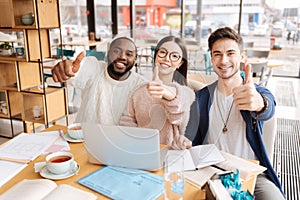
[107,62,134,78]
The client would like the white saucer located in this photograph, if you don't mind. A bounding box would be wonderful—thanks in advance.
[63,133,84,143]
[40,162,80,180]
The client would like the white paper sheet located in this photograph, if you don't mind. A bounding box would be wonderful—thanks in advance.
[0,160,27,187]
[0,132,59,163]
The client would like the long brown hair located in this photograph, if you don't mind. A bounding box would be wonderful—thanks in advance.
[154,36,188,85]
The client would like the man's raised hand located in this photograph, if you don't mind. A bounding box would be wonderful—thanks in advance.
[52,51,85,82]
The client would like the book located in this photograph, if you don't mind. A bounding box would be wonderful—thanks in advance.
[215,151,266,181]
[0,179,97,200]
[208,179,233,200]
[0,131,66,188]
[183,151,267,191]
[0,132,59,163]
[184,166,223,188]
[167,144,226,171]
[77,166,164,200]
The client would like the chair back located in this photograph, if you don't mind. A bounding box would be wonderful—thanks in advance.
[204,51,213,75]
[246,49,269,58]
[85,50,106,61]
[56,48,75,59]
[240,61,272,86]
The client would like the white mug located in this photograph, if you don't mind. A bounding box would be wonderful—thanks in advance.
[46,151,75,174]
[32,105,42,119]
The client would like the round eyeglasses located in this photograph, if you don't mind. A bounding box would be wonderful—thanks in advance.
[157,48,181,62]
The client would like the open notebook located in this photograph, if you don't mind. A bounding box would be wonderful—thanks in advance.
[81,123,167,171]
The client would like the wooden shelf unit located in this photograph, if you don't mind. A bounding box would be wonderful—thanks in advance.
[0,0,59,28]
[0,0,67,137]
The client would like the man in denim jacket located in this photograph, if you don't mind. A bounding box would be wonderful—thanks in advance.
[192,27,285,199]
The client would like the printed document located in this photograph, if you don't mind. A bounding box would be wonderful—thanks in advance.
[0,132,59,163]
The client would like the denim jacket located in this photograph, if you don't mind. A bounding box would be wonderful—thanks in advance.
[192,81,284,195]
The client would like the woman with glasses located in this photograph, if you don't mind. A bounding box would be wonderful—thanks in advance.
[120,36,195,150]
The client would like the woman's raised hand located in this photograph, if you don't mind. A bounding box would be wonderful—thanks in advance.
[147,63,176,100]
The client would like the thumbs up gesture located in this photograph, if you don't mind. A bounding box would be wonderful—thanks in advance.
[232,63,265,112]
[52,51,86,82]
[147,63,176,100]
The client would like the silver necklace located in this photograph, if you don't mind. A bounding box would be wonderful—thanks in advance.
[215,90,234,133]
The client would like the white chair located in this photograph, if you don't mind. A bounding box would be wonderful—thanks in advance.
[262,114,277,165]
[240,61,272,86]
[246,49,270,58]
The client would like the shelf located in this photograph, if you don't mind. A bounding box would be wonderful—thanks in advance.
[8,91,23,120]
[0,56,26,62]
[0,85,18,91]
[22,87,66,124]
[0,0,66,133]
[0,28,51,61]
[9,0,59,29]
[0,61,19,91]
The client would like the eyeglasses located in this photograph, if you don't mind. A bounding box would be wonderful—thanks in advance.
[157,48,181,62]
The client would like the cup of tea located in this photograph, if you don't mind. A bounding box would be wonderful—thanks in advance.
[45,151,75,174]
[67,123,83,139]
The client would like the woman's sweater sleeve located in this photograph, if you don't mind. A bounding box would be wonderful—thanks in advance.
[161,83,195,125]
[119,86,140,127]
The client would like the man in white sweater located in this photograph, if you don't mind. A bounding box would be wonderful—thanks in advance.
[51,37,146,125]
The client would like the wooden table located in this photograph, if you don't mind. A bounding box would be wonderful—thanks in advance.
[245,47,282,54]
[0,125,206,199]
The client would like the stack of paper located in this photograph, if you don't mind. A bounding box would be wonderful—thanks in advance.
[0,132,61,187]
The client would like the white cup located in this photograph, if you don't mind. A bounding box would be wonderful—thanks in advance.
[32,105,42,119]
[45,151,75,174]
[67,123,83,139]
[164,154,184,200]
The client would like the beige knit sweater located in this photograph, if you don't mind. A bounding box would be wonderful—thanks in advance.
[120,82,195,146]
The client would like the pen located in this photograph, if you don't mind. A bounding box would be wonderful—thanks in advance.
[58,129,66,141]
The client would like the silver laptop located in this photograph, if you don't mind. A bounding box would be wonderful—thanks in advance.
[81,123,167,171]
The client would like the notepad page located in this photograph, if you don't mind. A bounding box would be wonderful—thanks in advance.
[0,160,27,187]
[0,179,57,200]
[42,184,97,200]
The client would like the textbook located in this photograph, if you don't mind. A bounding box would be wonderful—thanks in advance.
[167,144,226,171]
[77,166,164,200]
[0,179,97,200]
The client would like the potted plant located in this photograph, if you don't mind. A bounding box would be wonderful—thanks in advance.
[0,42,13,56]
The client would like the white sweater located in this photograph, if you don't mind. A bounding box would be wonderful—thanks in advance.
[69,56,146,125]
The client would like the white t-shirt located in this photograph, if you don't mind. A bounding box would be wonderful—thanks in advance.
[69,56,146,125]
[207,89,256,160]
